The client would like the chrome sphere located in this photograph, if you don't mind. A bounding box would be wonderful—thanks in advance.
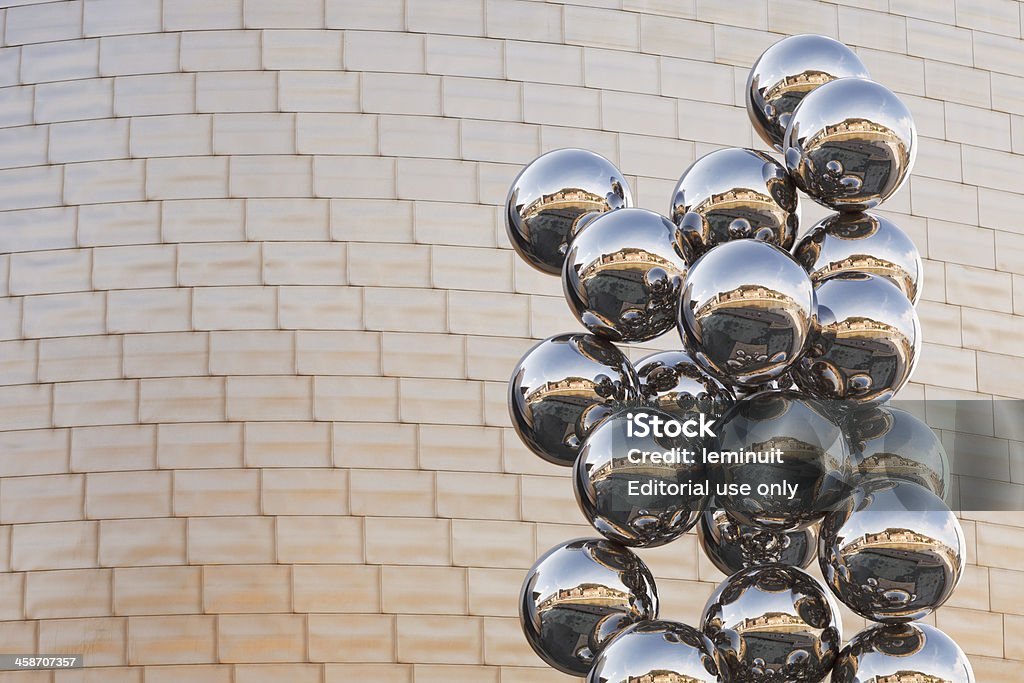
[784,77,916,211]
[574,408,708,548]
[508,334,639,467]
[793,211,923,304]
[819,479,965,623]
[670,147,800,261]
[845,404,949,499]
[747,34,870,150]
[679,239,816,387]
[832,622,975,683]
[698,508,817,576]
[563,208,688,342]
[712,391,851,531]
[701,565,842,683]
[506,148,632,275]
[520,538,658,676]
[587,620,725,683]
[793,273,921,404]
[636,350,734,422]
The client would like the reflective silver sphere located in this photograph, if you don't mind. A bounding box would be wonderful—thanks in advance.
[563,208,688,342]
[793,273,921,404]
[670,147,800,261]
[520,538,659,676]
[832,622,975,683]
[747,34,871,150]
[574,408,708,548]
[784,77,916,211]
[698,508,817,576]
[636,350,734,422]
[793,211,923,304]
[713,390,851,531]
[587,620,725,683]
[845,405,949,499]
[701,565,842,683]
[679,239,816,387]
[506,148,632,275]
[819,479,965,623]
[509,334,640,467]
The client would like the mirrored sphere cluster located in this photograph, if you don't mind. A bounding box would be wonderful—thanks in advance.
[505,33,969,683]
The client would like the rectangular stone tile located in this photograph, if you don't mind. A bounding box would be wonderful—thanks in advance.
[334,422,417,470]
[261,467,346,515]
[345,30,423,74]
[188,516,274,564]
[39,335,121,384]
[14,520,98,571]
[309,614,393,663]
[451,519,534,569]
[123,332,208,379]
[70,424,155,473]
[139,377,225,424]
[314,155,395,199]
[279,70,359,112]
[382,565,467,615]
[21,38,98,84]
[162,199,244,242]
[174,468,258,517]
[263,28,341,70]
[5,1,83,45]
[2,473,83,524]
[113,565,201,615]
[99,518,184,567]
[351,469,434,518]
[0,428,68,477]
[293,564,379,613]
[365,517,450,566]
[99,32,179,77]
[397,615,482,665]
[86,470,171,520]
[203,564,290,613]
[247,198,331,240]
[128,615,215,665]
[114,73,194,117]
[276,515,363,564]
[39,617,126,666]
[180,29,260,71]
[279,285,362,330]
[25,568,110,619]
[442,76,522,122]
[193,286,277,330]
[157,423,243,470]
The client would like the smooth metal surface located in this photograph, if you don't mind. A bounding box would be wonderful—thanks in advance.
[636,350,734,422]
[679,239,816,387]
[586,620,725,683]
[845,405,949,499]
[698,508,817,576]
[509,333,640,467]
[747,34,870,150]
[832,622,975,683]
[574,408,707,547]
[784,77,916,211]
[793,272,921,404]
[563,208,688,342]
[713,390,851,531]
[519,538,659,676]
[670,147,800,261]
[701,565,842,683]
[819,479,964,623]
[506,148,632,275]
[793,211,923,304]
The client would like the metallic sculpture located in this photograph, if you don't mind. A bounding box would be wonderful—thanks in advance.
[519,538,658,675]
[698,507,817,575]
[636,349,734,422]
[587,620,725,683]
[563,208,688,342]
[670,147,800,261]
[506,148,631,275]
[574,408,708,547]
[679,239,816,387]
[793,211,923,303]
[794,273,921,404]
[831,623,975,683]
[508,333,639,466]
[701,565,842,683]
[819,479,964,623]
[784,77,916,211]
[747,34,870,150]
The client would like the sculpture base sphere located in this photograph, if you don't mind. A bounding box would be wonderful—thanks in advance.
[698,508,817,576]
[520,538,658,676]
[832,623,975,683]
[587,620,725,683]
[818,479,965,623]
[701,565,842,683]
[506,148,632,275]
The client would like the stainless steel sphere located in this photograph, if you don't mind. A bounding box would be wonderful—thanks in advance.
[832,622,975,683]
[793,211,923,304]
[563,208,688,342]
[818,479,965,623]
[506,148,632,275]
[845,404,949,499]
[712,390,851,531]
[701,565,843,683]
[520,538,659,676]
[698,508,817,576]
[587,620,725,683]
[508,333,640,467]
[636,350,734,422]
[670,147,800,261]
[784,77,916,211]
[574,408,708,548]
[793,272,921,404]
[747,34,871,150]
[679,239,816,387]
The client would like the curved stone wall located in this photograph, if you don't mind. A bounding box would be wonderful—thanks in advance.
[0,0,1021,681]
